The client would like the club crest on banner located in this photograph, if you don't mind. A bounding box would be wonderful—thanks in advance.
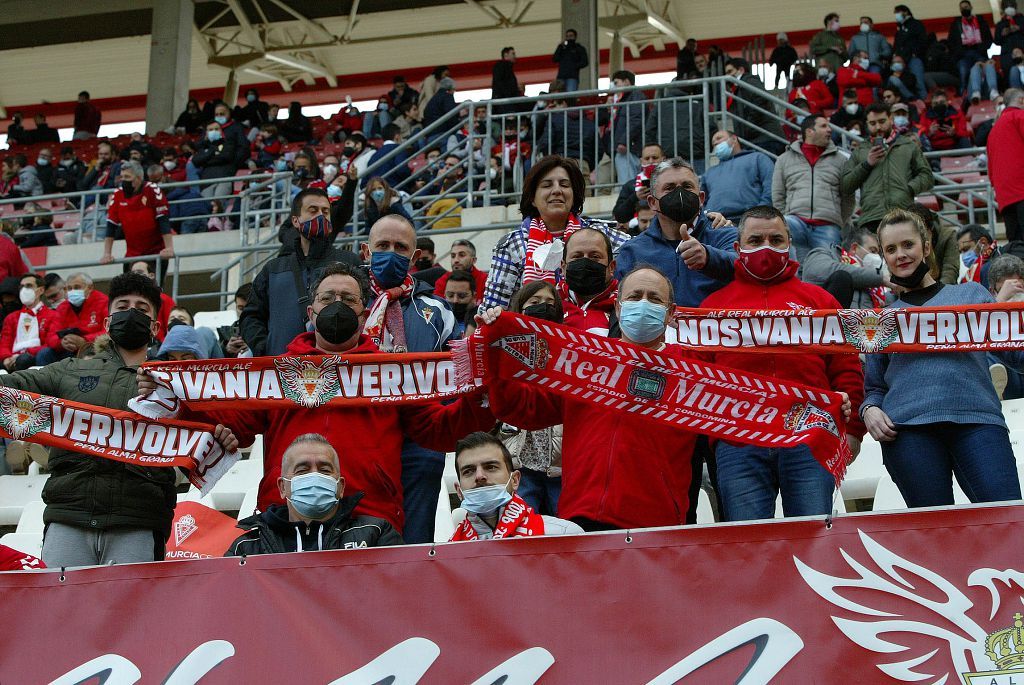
[838,308,900,353]
[783,401,840,438]
[174,514,198,546]
[0,388,54,440]
[274,356,341,408]
[491,334,550,370]
[627,368,666,401]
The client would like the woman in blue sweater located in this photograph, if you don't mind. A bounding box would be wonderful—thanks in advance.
[862,208,1023,507]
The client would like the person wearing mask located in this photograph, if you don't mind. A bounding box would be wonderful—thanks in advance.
[773,115,852,264]
[769,33,798,88]
[191,120,240,200]
[701,130,775,224]
[885,55,921,101]
[996,1,1024,81]
[442,270,476,336]
[557,228,619,336]
[433,239,488,303]
[817,61,841,104]
[174,98,206,136]
[41,272,109,365]
[613,143,665,223]
[802,226,894,308]
[957,223,1000,285]
[789,64,835,114]
[614,158,737,309]
[483,156,628,309]
[451,432,582,540]
[863,209,1023,508]
[0,274,59,370]
[3,273,238,567]
[344,132,376,179]
[700,206,863,522]
[986,89,1024,241]
[888,99,920,136]
[723,58,786,155]
[838,50,884,106]
[33,148,56,194]
[361,177,413,233]
[810,12,849,72]
[919,89,972,150]
[948,0,996,102]
[229,433,402,555]
[53,146,87,195]
[7,154,43,198]
[841,103,934,230]
[893,4,930,100]
[239,188,360,356]
[553,29,589,91]
[100,160,174,284]
[481,266,700,531]
[210,101,250,167]
[233,88,270,131]
[42,274,65,310]
[829,89,866,132]
[849,17,892,73]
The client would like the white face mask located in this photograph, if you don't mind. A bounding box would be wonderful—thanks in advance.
[322,164,338,182]
[460,475,514,515]
[860,22,871,32]
[18,287,35,307]
[1007,6,1018,16]
[845,103,860,115]
[861,252,883,269]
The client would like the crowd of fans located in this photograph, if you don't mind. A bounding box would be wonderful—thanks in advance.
[1,6,1023,570]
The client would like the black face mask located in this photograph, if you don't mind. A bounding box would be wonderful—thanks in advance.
[293,168,309,182]
[414,258,434,271]
[523,302,562,323]
[314,301,360,344]
[449,302,469,321]
[1015,57,1024,65]
[108,309,154,350]
[889,260,931,289]
[121,181,136,197]
[565,257,608,299]
[657,187,701,227]
[342,146,355,157]
[961,8,972,16]
[167,318,188,331]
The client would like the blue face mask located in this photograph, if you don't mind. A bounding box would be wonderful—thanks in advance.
[207,129,222,142]
[214,115,228,126]
[370,188,386,204]
[274,158,289,172]
[284,473,339,519]
[460,476,513,515]
[246,93,256,103]
[713,141,734,161]
[370,251,411,288]
[893,115,910,128]
[962,250,978,267]
[327,184,343,198]
[618,299,668,343]
[67,289,86,307]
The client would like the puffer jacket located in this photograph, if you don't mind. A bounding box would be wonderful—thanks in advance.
[772,140,852,227]
[0,345,177,540]
[840,134,934,226]
[226,495,402,556]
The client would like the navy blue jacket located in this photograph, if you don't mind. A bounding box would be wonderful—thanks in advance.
[362,141,411,189]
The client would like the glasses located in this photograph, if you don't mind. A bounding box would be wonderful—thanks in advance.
[315,291,362,307]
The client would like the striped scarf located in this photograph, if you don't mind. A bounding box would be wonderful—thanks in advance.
[839,249,889,308]
[364,275,416,352]
[522,214,582,286]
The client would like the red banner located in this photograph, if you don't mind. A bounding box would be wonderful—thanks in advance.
[165,502,243,561]
[673,302,1024,354]
[3,505,1022,683]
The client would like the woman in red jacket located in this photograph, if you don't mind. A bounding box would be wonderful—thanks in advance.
[789,64,835,115]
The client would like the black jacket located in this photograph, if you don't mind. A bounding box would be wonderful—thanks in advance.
[233,99,270,128]
[226,496,402,555]
[948,13,993,57]
[995,16,1024,72]
[553,41,589,80]
[894,16,929,60]
[491,60,520,100]
[192,136,239,180]
[728,73,784,146]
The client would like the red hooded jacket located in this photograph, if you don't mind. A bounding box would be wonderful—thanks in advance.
[789,80,834,115]
[187,332,494,532]
[0,303,59,359]
[46,289,109,349]
[699,260,866,440]
[836,66,882,106]
[557,280,618,335]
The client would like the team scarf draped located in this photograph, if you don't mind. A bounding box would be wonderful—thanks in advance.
[128,353,471,419]
[522,214,582,285]
[364,274,416,352]
[672,301,1024,355]
[839,249,889,308]
[449,494,546,541]
[963,243,997,284]
[452,313,852,483]
[0,386,238,494]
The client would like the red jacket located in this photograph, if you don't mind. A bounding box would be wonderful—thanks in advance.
[988,107,1024,209]
[0,235,27,282]
[46,289,109,349]
[789,80,834,115]
[836,66,882,106]
[155,291,175,342]
[0,544,44,571]
[699,261,866,440]
[919,106,971,151]
[0,303,59,359]
[106,181,169,258]
[434,266,488,304]
[489,344,696,529]
[557,280,618,335]
[187,332,494,532]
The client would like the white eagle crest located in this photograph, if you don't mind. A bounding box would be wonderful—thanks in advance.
[838,308,901,353]
[274,356,341,408]
[0,387,55,440]
[795,529,1024,684]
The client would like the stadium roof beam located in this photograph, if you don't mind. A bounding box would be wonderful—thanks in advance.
[643,1,684,47]
[341,0,361,43]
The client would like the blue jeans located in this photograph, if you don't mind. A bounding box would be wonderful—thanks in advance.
[785,215,842,265]
[715,442,835,521]
[563,78,579,92]
[362,111,392,138]
[907,56,928,100]
[613,151,640,185]
[888,75,915,101]
[969,60,999,97]
[516,468,562,516]
[1012,67,1024,90]
[399,440,446,544]
[881,422,1021,507]
[35,347,71,366]
[958,48,991,94]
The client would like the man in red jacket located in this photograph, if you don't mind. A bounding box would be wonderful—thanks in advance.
[100,160,174,285]
[557,228,618,335]
[837,50,883,106]
[39,272,109,365]
[988,89,1024,241]
[142,262,493,533]
[919,89,972,150]
[700,206,863,522]
[433,239,488,303]
[0,273,59,370]
[483,265,697,531]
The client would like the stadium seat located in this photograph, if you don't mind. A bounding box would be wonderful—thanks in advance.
[433,485,455,542]
[236,487,259,521]
[193,310,237,330]
[15,499,45,534]
[207,459,263,511]
[442,452,456,495]
[245,435,264,464]
[695,488,715,524]
[870,473,906,511]
[1002,399,1024,431]
[0,532,43,560]
[774,490,846,518]
[0,474,48,526]
[840,437,884,500]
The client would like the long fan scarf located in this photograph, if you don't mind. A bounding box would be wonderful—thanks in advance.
[522,214,582,285]
[450,494,546,541]
[364,274,416,352]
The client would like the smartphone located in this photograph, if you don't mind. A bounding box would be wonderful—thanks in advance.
[873,136,886,148]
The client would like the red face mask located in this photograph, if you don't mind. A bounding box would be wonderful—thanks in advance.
[739,245,790,282]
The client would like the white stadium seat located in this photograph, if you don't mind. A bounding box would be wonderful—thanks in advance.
[0,475,48,526]
[15,500,45,534]
[433,486,455,542]
[773,490,846,518]
[0,532,43,560]
[193,310,238,331]
[871,473,971,511]
[236,487,259,521]
[695,488,715,524]
[840,437,884,501]
[208,459,263,511]
[1002,398,1024,431]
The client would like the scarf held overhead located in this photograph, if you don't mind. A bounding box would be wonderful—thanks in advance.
[128,353,471,419]
[673,302,1024,354]
[452,313,851,483]
[0,386,237,494]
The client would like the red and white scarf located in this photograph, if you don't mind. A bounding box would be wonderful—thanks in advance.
[522,214,582,286]
[364,275,416,352]
[12,303,43,353]
[839,249,889,308]
[961,15,982,46]
[557,279,618,335]
[450,494,546,541]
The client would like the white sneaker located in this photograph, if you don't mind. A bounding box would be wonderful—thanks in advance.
[990,89,1000,101]
[971,91,981,104]
[990,363,1009,400]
